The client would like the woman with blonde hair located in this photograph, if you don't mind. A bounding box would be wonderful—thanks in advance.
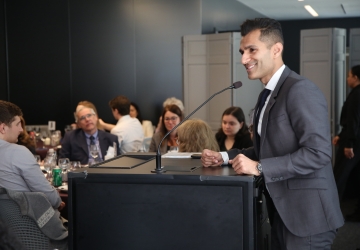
[176,119,219,152]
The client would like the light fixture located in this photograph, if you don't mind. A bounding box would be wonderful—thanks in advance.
[304,5,319,17]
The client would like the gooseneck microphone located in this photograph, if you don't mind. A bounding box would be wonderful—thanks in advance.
[152,81,243,173]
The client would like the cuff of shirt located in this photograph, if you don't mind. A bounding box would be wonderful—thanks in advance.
[219,152,229,165]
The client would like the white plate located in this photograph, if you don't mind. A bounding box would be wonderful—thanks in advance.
[57,185,68,191]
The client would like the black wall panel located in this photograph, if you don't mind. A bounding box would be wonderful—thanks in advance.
[0,0,7,101]
[5,0,70,130]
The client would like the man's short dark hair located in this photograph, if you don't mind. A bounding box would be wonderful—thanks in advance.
[240,18,284,48]
[0,100,23,126]
[109,95,130,116]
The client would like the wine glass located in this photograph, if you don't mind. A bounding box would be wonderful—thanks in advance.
[70,161,81,170]
[58,158,70,172]
[43,156,55,181]
[89,144,99,159]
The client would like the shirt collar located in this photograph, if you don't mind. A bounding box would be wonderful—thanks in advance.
[84,130,98,140]
[265,64,285,91]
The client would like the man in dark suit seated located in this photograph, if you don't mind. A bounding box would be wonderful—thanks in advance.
[59,103,119,165]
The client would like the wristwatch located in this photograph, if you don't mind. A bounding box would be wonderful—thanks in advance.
[256,162,263,175]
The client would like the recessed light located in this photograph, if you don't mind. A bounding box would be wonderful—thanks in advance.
[304,5,319,17]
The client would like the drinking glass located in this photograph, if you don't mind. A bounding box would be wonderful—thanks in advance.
[70,161,81,170]
[58,158,70,173]
[89,144,99,159]
[43,156,55,181]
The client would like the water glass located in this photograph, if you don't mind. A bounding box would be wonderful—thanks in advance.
[43,156,56,181]
[89,144,99,159]
[70,161,81,170]
[58,158,70,173]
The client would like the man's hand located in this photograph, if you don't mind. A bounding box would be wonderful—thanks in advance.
[229,154,259,176]
[332,136,340,145]
[344,147,354,159]
[201,149,223,167]
[58,201,65,211]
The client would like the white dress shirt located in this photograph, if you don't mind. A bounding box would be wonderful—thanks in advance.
[220,64,286,164]
[111,115,144,154]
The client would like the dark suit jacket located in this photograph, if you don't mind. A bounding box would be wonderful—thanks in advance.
[59,129,119,164]
[228,66,344,237]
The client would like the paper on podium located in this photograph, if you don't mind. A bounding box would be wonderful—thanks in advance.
[162,152,201,158]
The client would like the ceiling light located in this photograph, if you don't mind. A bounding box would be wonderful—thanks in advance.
[304,5,319,17]
[298,0,304,1]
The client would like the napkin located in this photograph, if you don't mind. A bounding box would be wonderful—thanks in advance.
[104,146,115,160]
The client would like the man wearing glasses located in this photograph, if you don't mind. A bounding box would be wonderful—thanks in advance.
[60,104,119,165]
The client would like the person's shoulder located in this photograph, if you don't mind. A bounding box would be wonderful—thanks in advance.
[11,143,34,158]
[99,130,118,140]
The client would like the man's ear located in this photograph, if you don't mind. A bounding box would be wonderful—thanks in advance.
[272,42,283,58]
[0,123,6,134]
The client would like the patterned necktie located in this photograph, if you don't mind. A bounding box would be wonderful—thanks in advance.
[90,136,95,145]
[255,89,271,150]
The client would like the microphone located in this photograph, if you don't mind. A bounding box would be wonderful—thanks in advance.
[152,81,243,173]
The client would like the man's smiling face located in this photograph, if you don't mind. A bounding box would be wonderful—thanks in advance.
[239,29,278,84]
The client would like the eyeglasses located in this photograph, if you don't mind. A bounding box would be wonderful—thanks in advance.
[78,113,95,122]
[164,116,179,122]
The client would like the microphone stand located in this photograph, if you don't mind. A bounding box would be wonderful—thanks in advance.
[152,81,242,173]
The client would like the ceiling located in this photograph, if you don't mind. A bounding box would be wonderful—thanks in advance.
[236,0,360,20]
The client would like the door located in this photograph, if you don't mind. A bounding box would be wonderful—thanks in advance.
[300,28,346,137]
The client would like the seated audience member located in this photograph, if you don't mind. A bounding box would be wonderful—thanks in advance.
[100,102,154,138]
[74,100,104,131]
[130,102,154,138]
[17,116,36,155]
[60,102,119,164]
[108,95,144,154]
[176,119,219,152]
[0,100,63,210]
[155,97,184,133]
[215,106,253,151]
[149,104,183,154]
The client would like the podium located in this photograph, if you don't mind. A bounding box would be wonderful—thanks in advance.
[67,153,271,250]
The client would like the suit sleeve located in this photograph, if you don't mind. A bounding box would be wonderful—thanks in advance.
[262,80,332,182]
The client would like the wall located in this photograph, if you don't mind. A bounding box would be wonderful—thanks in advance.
[202,0,265,34]
[0,0,201,131]
[280,17,360,74]
[2,0,357,132]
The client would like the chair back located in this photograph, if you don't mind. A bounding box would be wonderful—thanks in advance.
[0,196,68,250]
[0,198,50,249]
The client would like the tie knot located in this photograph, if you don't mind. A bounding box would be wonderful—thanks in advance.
[90,136,95,145]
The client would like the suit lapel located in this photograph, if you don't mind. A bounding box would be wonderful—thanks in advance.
[78,131,89,156]
[259,66,291,155]
[98,131,108,159]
